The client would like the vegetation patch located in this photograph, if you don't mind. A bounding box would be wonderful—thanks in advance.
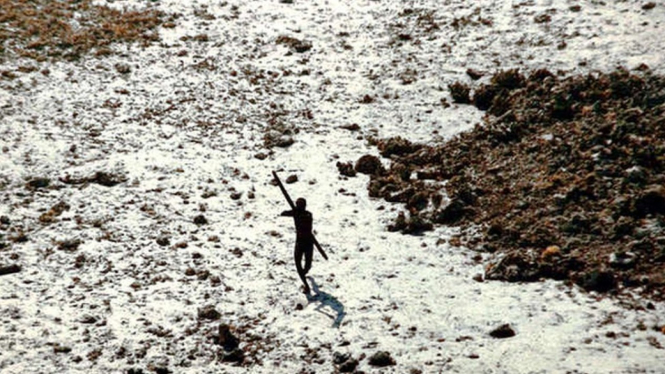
[357,67,665,299]
[0,0,171,62]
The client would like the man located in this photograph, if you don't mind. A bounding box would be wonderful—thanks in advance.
[280,197,314,293]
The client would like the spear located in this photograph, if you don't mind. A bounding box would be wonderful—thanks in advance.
[272,171,329,260]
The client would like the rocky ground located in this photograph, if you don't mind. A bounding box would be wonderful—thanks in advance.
[2,1,665,373]
[355,67,665,300]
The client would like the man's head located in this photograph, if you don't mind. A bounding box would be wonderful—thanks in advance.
[295,198,307,210]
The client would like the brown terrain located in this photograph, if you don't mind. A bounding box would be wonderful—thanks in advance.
[352,67,665,300]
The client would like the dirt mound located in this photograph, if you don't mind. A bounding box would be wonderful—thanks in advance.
[361,67,665,298]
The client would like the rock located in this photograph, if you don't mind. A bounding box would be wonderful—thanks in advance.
[156,236,170,246]
[485,250,540,282]
[197,305,221,321]
[625,166,648,185]
[333,352,351,365]
[115,62,131,74]
[275,135,294,147]
[275,35,312,53]
[489,324,516,339]
[578,269,616,292]
[466,68,484,80]
[473,84,498,111]
[90,171,127,187]
[219,348,244,363]
[26,177,50,190]
[491,69,525,91]
[449,82,471,104]
[377,137,421,157]
[337,161,357,177]
[433,198,468,224]
[355,155,383,175]
[360,94,375,104]
[387,211,407,232]
[286,174,298,184]
[264,130,294,148]
[193,214,208,225]
[217,324,240,351]
[633,185,665,217]
[79,314,98,324]
[0,264,21,276]
[53,344,72,353]
[406,191,429,211]
[0,215,9,225]
[642,2,656,10]
[609,251,637,269]
[368,351,396,367]
[339,358,359,372]
[540,245,561,261]
[57,239,82,252]
[340,123,361,131]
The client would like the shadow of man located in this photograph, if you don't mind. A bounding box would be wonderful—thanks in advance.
[306,276,346,328]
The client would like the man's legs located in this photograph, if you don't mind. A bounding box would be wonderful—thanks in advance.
[294,245,310,293]
[303,246,313,275]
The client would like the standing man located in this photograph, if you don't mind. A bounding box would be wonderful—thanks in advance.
[280,197,314,294]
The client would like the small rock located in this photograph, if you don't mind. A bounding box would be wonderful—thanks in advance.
[339,358,359,372]
[0,215,10,225]
[198,305,221,321]
[90,171,127,187]
[26,177,50,190]
[360,94,375,104]
[472,273,484,282]
[634,185,665,217]
[275,135,294,147]
[368,351,396,367]
[608,251,637,269]
[355,155,384,175]
[340,123,361,131]
[79,315,98,324]
[642,2,656,10]
[286,174,298,184]
[434,198,468,224]
[53,344,72,353]
[466,68,484,80]
[193,215,208,225]
[156,236,170,246]
[578,269,616,292]
[217,324,240,351]
[115,62,131,74]
[57,239,82,252]
[449,82,471,104]
[333,352,351,365]
[489,324,516,339]
[220,348,244,363]
[337,161,357,177]
[0,264,21,276]
[541,245,561,261]
[230,192,243,200]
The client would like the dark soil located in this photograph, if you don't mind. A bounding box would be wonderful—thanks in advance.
[358,67,665,299]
